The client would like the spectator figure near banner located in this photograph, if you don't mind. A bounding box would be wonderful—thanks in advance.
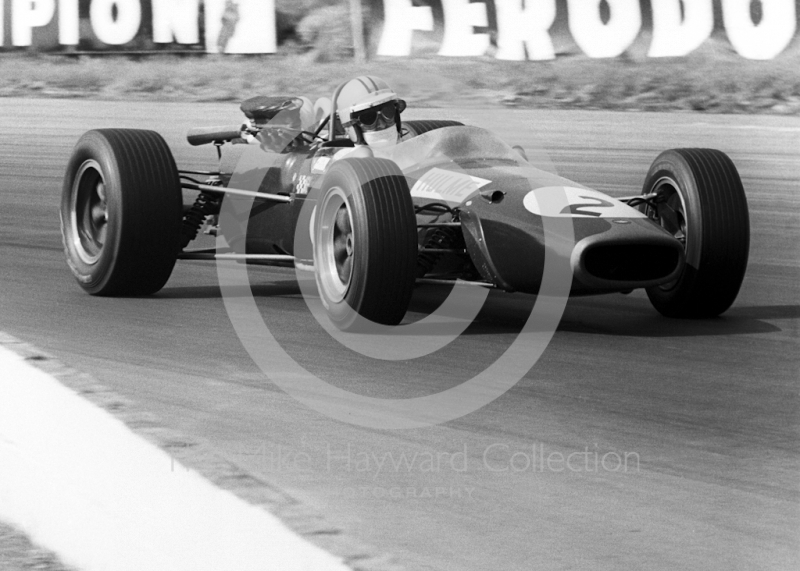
[217,0,240,54]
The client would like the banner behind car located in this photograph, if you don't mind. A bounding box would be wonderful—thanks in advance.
[0,0,797,59]
[0,0,276,53]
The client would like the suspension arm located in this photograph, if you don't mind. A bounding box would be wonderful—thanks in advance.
[182,182,292,203]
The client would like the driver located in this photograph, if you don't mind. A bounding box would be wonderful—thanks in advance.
[335,76,407,149]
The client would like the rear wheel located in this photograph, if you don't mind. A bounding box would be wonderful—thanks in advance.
[642,148,749,317]
[61,129,183,295]
[314,158,417,330]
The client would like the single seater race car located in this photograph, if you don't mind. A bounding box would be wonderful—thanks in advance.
[61,91,750,331]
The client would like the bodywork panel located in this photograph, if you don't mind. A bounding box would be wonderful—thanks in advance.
[216,125,684,295]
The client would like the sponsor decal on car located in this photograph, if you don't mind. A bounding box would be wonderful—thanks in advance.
[410,168,491,205]
[294,174,312,195]
[311,156,331,174]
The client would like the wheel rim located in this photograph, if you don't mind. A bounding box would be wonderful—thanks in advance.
[317,187,354,303]
[70,159,108,265]
[647,176,688,291]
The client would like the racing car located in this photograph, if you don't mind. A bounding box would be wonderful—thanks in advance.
[60,92,750,331]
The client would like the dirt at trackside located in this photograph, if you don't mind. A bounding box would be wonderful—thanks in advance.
[0,37,798,115]
[0,522,75,571]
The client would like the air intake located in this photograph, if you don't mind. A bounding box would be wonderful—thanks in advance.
[584,244,681,282]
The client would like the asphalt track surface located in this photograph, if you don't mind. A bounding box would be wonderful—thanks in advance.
[1,98,798,570]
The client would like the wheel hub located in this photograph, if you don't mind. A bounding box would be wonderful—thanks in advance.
[71,159,108,264]
[316,187,355,303]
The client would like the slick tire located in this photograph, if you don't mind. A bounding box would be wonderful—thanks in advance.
[402,120,464,139]
[61,129,183,296]
[641,148,750,318]
[314,158,417,330]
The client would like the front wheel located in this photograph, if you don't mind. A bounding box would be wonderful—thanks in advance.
[60,129,183,295]
[641,148,749,318]
[314,158,417,330]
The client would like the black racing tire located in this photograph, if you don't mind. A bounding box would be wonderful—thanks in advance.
[402,120,464,139]
[314,157,417,330]
[60,129,183,296]
[641,148,749,318]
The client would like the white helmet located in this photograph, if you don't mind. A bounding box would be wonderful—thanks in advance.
[334,76,406,147]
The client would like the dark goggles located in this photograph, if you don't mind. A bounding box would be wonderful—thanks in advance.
[353,100,406,130]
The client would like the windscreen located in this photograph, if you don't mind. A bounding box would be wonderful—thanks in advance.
[377,126,526,171]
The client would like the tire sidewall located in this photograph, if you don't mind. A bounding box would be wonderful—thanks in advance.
[314,163,370,329]
[643,153,703,309]
[61,133,123,294]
